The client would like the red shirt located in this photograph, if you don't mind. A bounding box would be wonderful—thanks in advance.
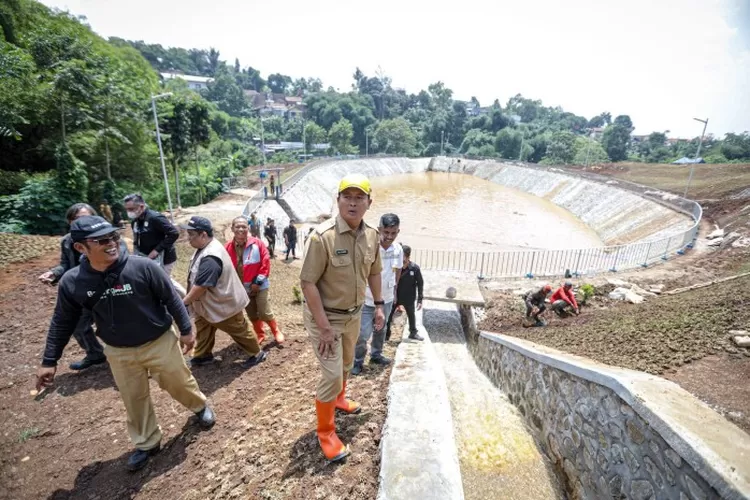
[551,287,578,310]
[225,237,271,287]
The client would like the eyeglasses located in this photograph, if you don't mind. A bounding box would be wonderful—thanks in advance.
[87,232,121,246]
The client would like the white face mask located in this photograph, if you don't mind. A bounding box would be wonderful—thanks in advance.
[127,211,138,219]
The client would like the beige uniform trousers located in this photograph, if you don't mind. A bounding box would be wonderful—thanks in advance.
[245,288,275,322]
[193,310,261,359]
[104,329,207,451]
[303,306,362,402]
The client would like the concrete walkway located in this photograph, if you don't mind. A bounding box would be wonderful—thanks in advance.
[423,301,564,500]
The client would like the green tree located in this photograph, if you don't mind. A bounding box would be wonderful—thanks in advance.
[328,118,356,154]
[202,69,247,116]
[572,136,609,165]
[495,128,523,159]
[460,129,494,154]
[304,121,326,151]
[602,123,631,161]
[542,131,577,164]
[373,118,417,156]
[267,73,292,94]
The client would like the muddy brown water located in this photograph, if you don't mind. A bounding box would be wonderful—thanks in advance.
[365,172,602,252]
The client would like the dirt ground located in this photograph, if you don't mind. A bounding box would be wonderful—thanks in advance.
[0,207,396,499]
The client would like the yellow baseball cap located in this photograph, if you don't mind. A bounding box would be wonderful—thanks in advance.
[338,173,371,195]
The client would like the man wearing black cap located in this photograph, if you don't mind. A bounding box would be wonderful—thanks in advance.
[35,216,215,472]
[181,216,267,368]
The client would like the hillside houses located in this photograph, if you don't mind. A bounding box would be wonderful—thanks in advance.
[244,90,307,119]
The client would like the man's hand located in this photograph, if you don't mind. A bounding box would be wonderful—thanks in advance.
[417,301,423,311]
[250,283,260,296]
[38,271,55,284]
[35,366,57,391]
[374,306,385,331]
[397,305,405,313]
[148,250,159,259]
[318,326,335,358]
[574,308,580,315]
[180,332,196,354]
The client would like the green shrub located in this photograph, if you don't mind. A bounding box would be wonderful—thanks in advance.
[579,283,595,305]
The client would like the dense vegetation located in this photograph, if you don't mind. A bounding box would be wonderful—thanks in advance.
[1,0,748,234]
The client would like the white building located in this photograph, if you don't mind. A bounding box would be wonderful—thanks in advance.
[159,72,214,91]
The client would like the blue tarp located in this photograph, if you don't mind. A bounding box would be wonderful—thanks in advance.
[672,157,706,164]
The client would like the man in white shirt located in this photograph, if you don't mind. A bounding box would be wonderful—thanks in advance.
[352,214,402,375]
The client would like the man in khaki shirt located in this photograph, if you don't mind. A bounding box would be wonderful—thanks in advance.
[300,173,385,462]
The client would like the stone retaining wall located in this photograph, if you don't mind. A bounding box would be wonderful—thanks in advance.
[459,306,750,500]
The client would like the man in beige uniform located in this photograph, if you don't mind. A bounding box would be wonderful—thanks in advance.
[181,216,267,368]
[300,174,385,462]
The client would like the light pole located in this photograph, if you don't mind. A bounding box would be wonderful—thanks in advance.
[259,116,266,165]
[684,117,708,198]
[365,129,369,157]
[441,130,444,156]
[151,92,174,223]
[302,119,306,161]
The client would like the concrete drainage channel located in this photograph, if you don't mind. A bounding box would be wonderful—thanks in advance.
[378,301,564,500]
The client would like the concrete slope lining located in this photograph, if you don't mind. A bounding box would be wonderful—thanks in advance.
[279,157,695,247]
[423,301,563,499]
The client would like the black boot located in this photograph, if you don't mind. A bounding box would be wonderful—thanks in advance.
[127,445,160,471]
[69,356,107,371]
[408,332,424,341]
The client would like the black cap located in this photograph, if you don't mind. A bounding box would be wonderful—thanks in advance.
[70,216,118,242]
[180,216,213,232]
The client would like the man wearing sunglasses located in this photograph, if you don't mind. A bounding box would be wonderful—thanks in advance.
[35,216,215,472]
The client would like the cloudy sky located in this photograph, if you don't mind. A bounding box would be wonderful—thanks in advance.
[41,0,750,138]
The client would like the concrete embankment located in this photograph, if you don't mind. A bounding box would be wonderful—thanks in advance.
[269,157,693,247]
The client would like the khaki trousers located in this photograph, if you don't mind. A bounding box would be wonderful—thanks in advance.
[104,330,207,451]
[303,306,362,402]
[193,311,261,359]
[245,288,275,322]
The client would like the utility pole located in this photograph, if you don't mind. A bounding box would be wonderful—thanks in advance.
[151,92,174,223]
[302,119,306,160]
[260,116,266,165]
[365,129,369,156]
[684,117,708,198]
[441,130,444,156]
[584,131,594,168]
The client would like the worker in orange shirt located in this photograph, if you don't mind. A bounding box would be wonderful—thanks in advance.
[550,281,580,317]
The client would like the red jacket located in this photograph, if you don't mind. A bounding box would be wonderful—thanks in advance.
[225,237,271,288]
[551,287,578,310]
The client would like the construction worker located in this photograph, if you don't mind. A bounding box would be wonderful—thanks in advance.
[38,203,129,371]
[550,281,580,317]
[123,193,186,297]
[36,215,214,471]
[524,284,552,327]
[388,244,424,341]
[300,173,384,462]
[352,213,403,375]
[181,216,267,368]
[248,212,261,238]
[226,216,285,345]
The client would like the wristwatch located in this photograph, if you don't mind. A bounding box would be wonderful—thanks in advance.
[374,300,385,306]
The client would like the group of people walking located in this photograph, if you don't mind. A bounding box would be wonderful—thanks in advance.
[36,194,284,471]
[34,173,430,469]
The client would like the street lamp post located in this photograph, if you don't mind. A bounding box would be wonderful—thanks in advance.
[260,116,266,165]
[684,117,708,198]
[441,130,444,156]
[151,92,174,223]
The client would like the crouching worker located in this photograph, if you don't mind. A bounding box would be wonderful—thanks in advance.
[35,216,215,472]
[226,217,284,345]
[550,281,580,317]
[524,284,552,327]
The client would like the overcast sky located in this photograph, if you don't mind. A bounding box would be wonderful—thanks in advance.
[41,0,750,138]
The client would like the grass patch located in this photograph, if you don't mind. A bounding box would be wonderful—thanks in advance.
[18,427,40,443]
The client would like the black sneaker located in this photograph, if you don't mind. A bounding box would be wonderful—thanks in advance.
[369,355,392,366]
[190,355,215,367]
[195,405,216,429]
[242,350,267,368]
[351,363,363,375]
[127,445,160,471]
[69,356,107,371]
[408,333,424,341]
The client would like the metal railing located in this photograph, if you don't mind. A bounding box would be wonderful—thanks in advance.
[413,198,701,279]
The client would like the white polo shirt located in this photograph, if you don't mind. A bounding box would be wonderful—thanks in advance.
[365,242,403,306]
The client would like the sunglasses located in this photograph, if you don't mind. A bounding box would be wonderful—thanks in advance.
[87,232,121,246]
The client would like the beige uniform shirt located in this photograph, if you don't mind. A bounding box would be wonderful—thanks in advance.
[300,215,382,311]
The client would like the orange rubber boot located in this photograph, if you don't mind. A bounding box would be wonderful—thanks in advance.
[315,399,350,462]
[251,320,266,344]
[335,380,361,414]
[267,319,285,344]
